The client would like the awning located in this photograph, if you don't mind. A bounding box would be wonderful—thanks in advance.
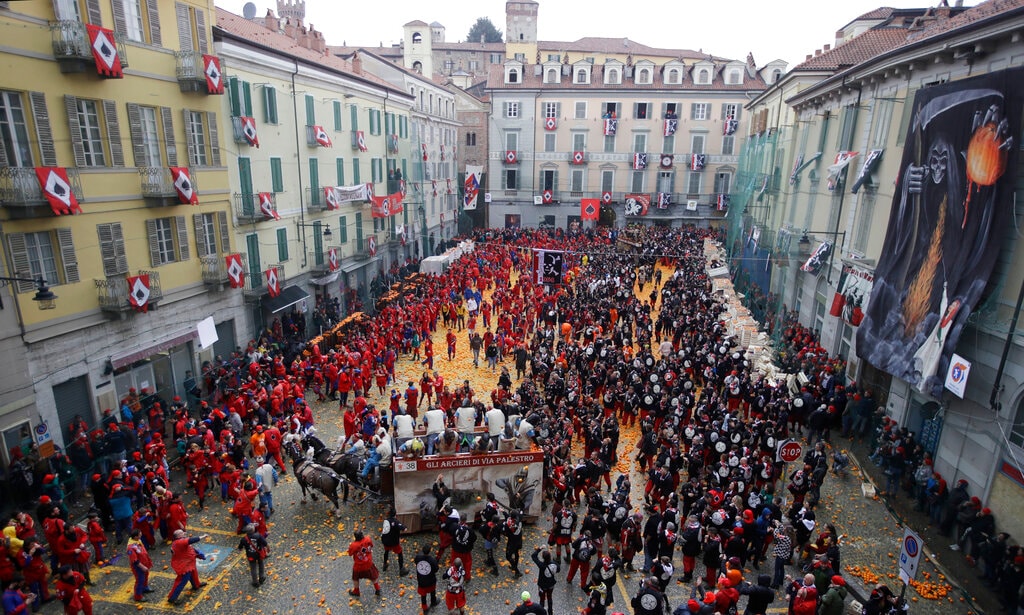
[309,271,340,286]
[111,327,198,369]
[341,256,380,273]
[263,285,310,314]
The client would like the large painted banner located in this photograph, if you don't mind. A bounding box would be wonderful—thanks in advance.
[857,68,1023,398]
[393,451,544,532]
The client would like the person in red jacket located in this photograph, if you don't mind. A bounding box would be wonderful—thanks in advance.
[166,530,208,605]
[166,494,189,537]
[126,529,153,602]
[85,512,105,564]
[263,424,287,475]
[55,526,91,585]
[347,530,381,598]
[55,565,91,615]
[19,539,50,607]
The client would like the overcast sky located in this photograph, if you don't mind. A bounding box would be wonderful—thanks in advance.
[218,0,970,68]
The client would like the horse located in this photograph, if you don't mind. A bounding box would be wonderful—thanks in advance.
[284,441,343,514]
[300,434,372,503]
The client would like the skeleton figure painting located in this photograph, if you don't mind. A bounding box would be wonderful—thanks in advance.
[857,68,1023,398]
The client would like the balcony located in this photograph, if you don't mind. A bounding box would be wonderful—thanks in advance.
[242,260,287,303]
[175,50,221,94]
[309,247,341,275]
[200,254,229,290]
[0,167,83,219]
[139,167,183,207]
[234,192,273,223]
[95,271,163,318]
[230,116,251,145]
[305,187,326,212]
[50,20,129,75]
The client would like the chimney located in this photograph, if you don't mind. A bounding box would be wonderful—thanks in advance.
[351,51,362,74]
[283,17,296,39]
[814,49,821,56]
[823,44,831,52]
[298,24,310,48]
[264,9,277,32]
[806,54,813,61]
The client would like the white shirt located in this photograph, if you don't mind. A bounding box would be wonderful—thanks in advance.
[484,408,506,437]
[424,409,446,435]
[376,439,393,466]
[515,420,534,450]
[393,414,415,439]
[455,406,476,433]
[255,463,277,492]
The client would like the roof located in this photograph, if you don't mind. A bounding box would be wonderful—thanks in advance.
[847,6,896,23]
[215,8,403,94]
[538,37,713,60]
[484,62,767,92]
[404,20,429,27]
[903,0,1024,43]
[792,26,912,71]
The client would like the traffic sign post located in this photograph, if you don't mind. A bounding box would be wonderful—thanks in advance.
[778,439,804,464]
[898,526,924,596]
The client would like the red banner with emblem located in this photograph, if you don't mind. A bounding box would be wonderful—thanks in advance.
[127,274,151,312]
[225,254,244,288]
[169,167,198,204]
[86,25,123,78]
[581,198,600,221]
[34,167,81,215]
[203,54,223,94]
[265,267,280,298]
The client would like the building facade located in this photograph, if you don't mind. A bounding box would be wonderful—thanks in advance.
[732,1,1024,539]
[0,0,237,450]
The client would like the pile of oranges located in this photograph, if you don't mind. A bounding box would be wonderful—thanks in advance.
[845,565,881,585]
[909,572,953,600]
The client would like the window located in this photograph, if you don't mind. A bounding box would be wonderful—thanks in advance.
[339,215,348,243]
[369,108,382,135]
[505,132,518,151]
[547,54,560,62]
[135,105,161,166]
[371,158,383,182]
[0,90,33,166]
[575,69,588,84]
[118,0,144,42]
[698,68,710,84]
[713,171,732,194]
[504,101,519,118]
[601,170,613,192]
[270,157,283,192]
[853,191,877,253]
[335,157,345,185]
[277,227,289,262]
[541,169,556,191]
[727,70,741,85]
[663,135,675,152]
[263,86,278,124]
[722,103,741,120]
[574,102,587,119]
[630,170,644,192]
[469,60,479,70]
[514,53,526,61]
[503,169,518,190]
[636,68,651,84]
[870,98,894,148]
[465,132,476,146]
[545,68,558,83]
[657,170,674,194]
[411,32,422,43]
[836,105,859,149]
[147,216,188,265]
[75,99,106,166]
[175,2,209,53]
[544,133,556,152]
[333,100,343,131]
[544,102,559,119]
[606,68,620,84]
[634,102,650,119]
[195,212,216,256]
[490,53,502,64]
[603,134,615,153]
[632,134,647,153]
[228,77,253,117]
[570,169,584,192]
[6,229,79,290]
[572,133,585,151]
[507,68,519,84]
[666,68,681,84]
[444,60,453,73]
[691,135,705,154]
[771,69,782,83]
[352,158,360,183]
[305,94,315,126]
[186,110,207,166]
[687,171,702,194]
[97,222,128,277]
[690,103,710,120]
[722,135,735,155]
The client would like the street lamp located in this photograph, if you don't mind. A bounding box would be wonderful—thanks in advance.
[0,276,57,310]
[296,222,333,240]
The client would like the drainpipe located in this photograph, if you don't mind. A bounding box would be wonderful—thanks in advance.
[292,59,307,268]
[990,274,1024,411]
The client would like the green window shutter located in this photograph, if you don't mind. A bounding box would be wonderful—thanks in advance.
[313,221,323,261]
[305,94,315,126]
[352,158,360,183]
[336,158,345,185]
[237,157,253,197]
[246,233,261,285]
[355,212,363,244]
[228,77,241,117]
[270,157,283,192]
[339,215,348,243]
[263,86,278,124]
[308,158,319,192]
[333,101,343,131]
[277,227,288,261]
[349,104,358,131]
[242,82,253,116]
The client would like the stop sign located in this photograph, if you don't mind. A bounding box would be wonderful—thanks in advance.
[779,440,804,463]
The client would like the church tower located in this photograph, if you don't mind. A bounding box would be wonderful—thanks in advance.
[277,0,305,23]
[505,1,538,63]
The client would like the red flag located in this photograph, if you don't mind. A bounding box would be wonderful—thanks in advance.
[313,126,332,147]
[264,267,280,298]
[544,117,557,130]
[240,117,259,147]
[202,54,224,94]
[601,191,612,205]
[86,25,123,78]
[571,151,585,165]
[505,150,518,164]
[258,192,279,220]
[446,178,453,194]
[225,254,245,288]
[367,236,377,257]
[355,130,368,152]
[169,167,198,204]
[421,143,428,161]
[581,198,600,221]
[388,192,404,215]
[328,248,339,272]
[34,167,80,215]
[542,189,553,204]
[324,187,339,210]
[127,274,151,312]
[371,195,392,218]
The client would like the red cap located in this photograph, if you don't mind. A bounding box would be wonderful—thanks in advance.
[971,496,981,505]
[831,575,845,586]
[43,474,55,483]
[982,507,992,515]
[734,527,744,535]
[92,474,101,481]
[703,592,716,604]
[39,495,51,504]
[687,599,700,612]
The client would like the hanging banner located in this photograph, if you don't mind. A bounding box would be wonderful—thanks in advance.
[580,198,599,221]
[534,249,564,285]
[169,167,198,204]
[225,254,245,288]
[334,183,371,203]
[371,195,393,218]
[464,165,482,210]
[664,118,677,136]
[34,167,81,215]
[826,151,859,192]
[367,235,377,257]
[355,130,368,152]
[850,149,884,194]
[858,67,1024,398]
[544,117,557,130]
[690,153,706,171]
[603,118,617,135]
[800,240,832,275]
[202,54,223,94]
[313,125,332,147]
[829,264,874,326]
[127,274,151,312]
[624,193,650,217]
[259,192,279,220]
[324,186,340,210]
[264,267,280,298]
[86,24,123,78]
[328,248,339,272]
[240,116,259,147]
[944,353,971,399]
[601,191,613,205]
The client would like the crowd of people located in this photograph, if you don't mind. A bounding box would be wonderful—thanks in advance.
[0,224,1018,615]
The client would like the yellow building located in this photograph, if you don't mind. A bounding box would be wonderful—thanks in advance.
[214,8,415,332]
[0,0,235,450]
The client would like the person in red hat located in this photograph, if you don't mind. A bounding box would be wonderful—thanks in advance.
[819,575,847,615]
